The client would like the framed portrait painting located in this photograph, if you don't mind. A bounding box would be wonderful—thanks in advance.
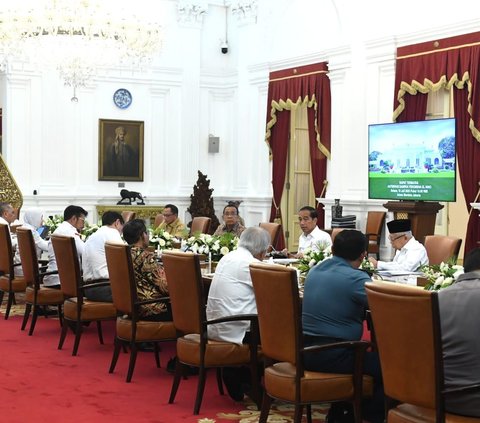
[98,119,144,181]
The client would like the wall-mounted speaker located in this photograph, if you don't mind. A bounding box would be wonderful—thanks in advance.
[208,135,220,153]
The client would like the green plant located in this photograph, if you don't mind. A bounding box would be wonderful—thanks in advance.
[44,215,63,233]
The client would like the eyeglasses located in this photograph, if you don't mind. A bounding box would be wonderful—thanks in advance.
[162,213,174,218]
[224,212,238,217]
[389,234,404,242]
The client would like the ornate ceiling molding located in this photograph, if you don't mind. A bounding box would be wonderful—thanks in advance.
[230,0,258,24]
[177,1,208,25]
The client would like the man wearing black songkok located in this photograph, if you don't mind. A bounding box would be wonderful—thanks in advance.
[369,219,428,272]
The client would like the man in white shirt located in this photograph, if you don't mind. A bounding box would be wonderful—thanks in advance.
[297,206,332,256]
[43,205,88,288]
[206,226,270,401]
[369,219,428,272]
[0,201,17,247]
[0,202,21,274]
[82,210,124,302]
[0,202,16,227]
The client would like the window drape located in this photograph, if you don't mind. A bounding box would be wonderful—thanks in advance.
[265,63,331,248]
[393,32,480,253]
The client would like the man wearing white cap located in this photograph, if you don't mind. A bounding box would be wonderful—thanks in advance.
[369,218,428,272]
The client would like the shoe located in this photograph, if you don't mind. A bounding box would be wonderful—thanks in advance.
[222,368,245,402]
[35,306,58,317]
[325,402,354,423]
[138,342,155,352]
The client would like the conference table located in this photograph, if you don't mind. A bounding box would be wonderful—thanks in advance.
[200,257,304,301]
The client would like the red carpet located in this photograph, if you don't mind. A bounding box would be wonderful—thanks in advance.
[0,310,328,422]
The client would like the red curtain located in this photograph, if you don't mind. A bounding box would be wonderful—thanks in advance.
[393,32,480,253]
[268,110,290,240]
[395,94,428,123]
[265,63,331,248]
[307,108,328,226]
[454,87,480,254]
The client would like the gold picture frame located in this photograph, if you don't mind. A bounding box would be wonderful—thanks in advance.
[98,118,144,181]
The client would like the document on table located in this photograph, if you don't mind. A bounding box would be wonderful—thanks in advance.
[377,270,425,286]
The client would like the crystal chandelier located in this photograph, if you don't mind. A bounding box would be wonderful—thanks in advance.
[0,0,162,101]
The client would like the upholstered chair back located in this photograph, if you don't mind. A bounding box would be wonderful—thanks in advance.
[330,227,345,243]
[154,213,164,228]
[258,222,282,246]
[51,235,81,298]
[250,262,300,364]
[162,251,204,335]
[190,217,211,236]
[105,242,135,315]
[121,211,136,223]
[16,228,39,287]
[366,282,439,408]
[424,235,462,265]
[365,211,386,257]
[0,224,13,275]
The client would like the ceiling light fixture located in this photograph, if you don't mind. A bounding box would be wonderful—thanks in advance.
[0,0,162,101]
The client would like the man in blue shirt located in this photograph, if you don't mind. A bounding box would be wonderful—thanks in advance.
[302,229,384,423]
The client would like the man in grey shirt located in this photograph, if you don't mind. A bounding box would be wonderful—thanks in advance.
[439,248,480,417]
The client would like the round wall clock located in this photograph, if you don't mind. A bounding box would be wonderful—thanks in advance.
[113,88,132,109]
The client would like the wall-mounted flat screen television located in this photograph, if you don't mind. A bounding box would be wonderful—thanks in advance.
[368,118,456,202]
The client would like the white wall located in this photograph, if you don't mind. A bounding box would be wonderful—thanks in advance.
[2,0,480,235]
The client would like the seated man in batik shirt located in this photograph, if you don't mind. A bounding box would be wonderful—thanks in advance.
[214,204,245,237]
[122,219,171,321]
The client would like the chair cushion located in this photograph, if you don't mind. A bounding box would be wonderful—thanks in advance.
[63,298,117,321]
[389,404,480,423]
[264,362,374,403]
[0,275,26,292]
[25,286,64,305]
[177,333,251,367]
[116,316,176,341]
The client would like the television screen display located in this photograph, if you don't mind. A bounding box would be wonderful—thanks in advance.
[368,118,456,202]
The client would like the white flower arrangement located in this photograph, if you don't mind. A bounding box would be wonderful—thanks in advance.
[297,242,332,275]
[149,227,178,251]
[421,261,464,291]
[185,232,239,260]
[185,233,215,255]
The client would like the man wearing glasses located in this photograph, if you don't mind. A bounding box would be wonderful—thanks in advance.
[369,218,428,272]
[157,204,187,238]
[214,204,245,237]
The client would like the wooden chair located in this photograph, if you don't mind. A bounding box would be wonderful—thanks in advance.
[259,222,281,246]
[105,242,176,383]
[189,217,211,236]
[249,262,373,423]
[330,227,345,243]
[154,213,164,228]
[16,228,64,335]
[365,281,480,422]
[51,235,117,356]
[0,223,26,319]
[162,250,260,415]
[121,211,136,223]
[365,211,386,259]
[424,235,462,265]
[10,207,22,233]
